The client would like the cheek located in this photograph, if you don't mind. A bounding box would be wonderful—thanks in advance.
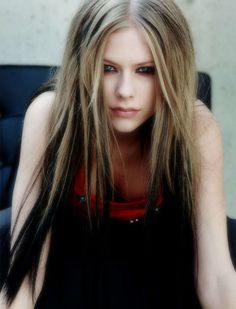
[103,78,115,103]
[104,75,117,86]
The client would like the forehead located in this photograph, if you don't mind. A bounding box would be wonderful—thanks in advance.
[104,26,154,64]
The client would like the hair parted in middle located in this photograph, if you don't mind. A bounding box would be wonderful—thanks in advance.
[5,0,200,304]
[51,0,198,223]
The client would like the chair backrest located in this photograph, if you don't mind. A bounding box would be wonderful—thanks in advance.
[197,72,211,109]
[0,66,211,209]
[0,65,56,209]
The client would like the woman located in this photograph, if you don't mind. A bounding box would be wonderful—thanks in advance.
[1,0,236,308]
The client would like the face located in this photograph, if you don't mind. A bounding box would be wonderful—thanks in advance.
[103,26,159,137]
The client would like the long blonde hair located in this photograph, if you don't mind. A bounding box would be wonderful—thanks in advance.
[46,0,198,223]
[4,0,199,304]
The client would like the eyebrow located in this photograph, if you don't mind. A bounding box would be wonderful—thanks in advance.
[103,58,155,66]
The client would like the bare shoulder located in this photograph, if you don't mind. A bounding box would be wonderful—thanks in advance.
[12,91,56,229]
[22,91,55,147]
[16,90,56,177]
[193,99,219,136]
[26,91,55,119]
[193,100,223,165]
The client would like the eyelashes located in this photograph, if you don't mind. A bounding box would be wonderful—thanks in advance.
[136,66,155,74]
[104,64,116,72]
[103,64,155,74]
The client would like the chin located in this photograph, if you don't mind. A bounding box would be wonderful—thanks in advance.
[112,125,141,136]
[111,117,152,135]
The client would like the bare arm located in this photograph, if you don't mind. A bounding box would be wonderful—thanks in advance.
[0,91,55,308]
[193,102,236,309]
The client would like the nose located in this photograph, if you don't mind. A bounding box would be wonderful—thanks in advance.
[115,73,134,99]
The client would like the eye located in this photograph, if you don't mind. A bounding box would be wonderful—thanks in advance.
[104,64,116,73]
[137,66,155,74]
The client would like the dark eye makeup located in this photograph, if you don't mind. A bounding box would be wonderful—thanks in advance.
[103,64,155,74]
[136,66,155,74]
[104,64,116,72]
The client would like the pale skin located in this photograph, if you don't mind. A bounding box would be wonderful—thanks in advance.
[1,25,236,308]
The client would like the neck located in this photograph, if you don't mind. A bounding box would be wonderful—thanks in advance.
[112,131,143,163]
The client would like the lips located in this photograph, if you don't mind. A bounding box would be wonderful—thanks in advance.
[111,107,140,112]
[110,107,140,118]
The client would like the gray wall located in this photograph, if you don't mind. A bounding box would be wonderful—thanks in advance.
[176,0,236,218]
[0,0,235,217]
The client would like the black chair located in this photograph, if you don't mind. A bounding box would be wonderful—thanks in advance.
[0,65,56,209]
[0,207,10,288]
[228,217,236,269]
[197,72,211,110]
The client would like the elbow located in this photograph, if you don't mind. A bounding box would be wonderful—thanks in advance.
[196,272,236,309]
[196,277,218,309]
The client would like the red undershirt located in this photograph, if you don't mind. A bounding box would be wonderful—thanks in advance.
[69,168,164,221]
